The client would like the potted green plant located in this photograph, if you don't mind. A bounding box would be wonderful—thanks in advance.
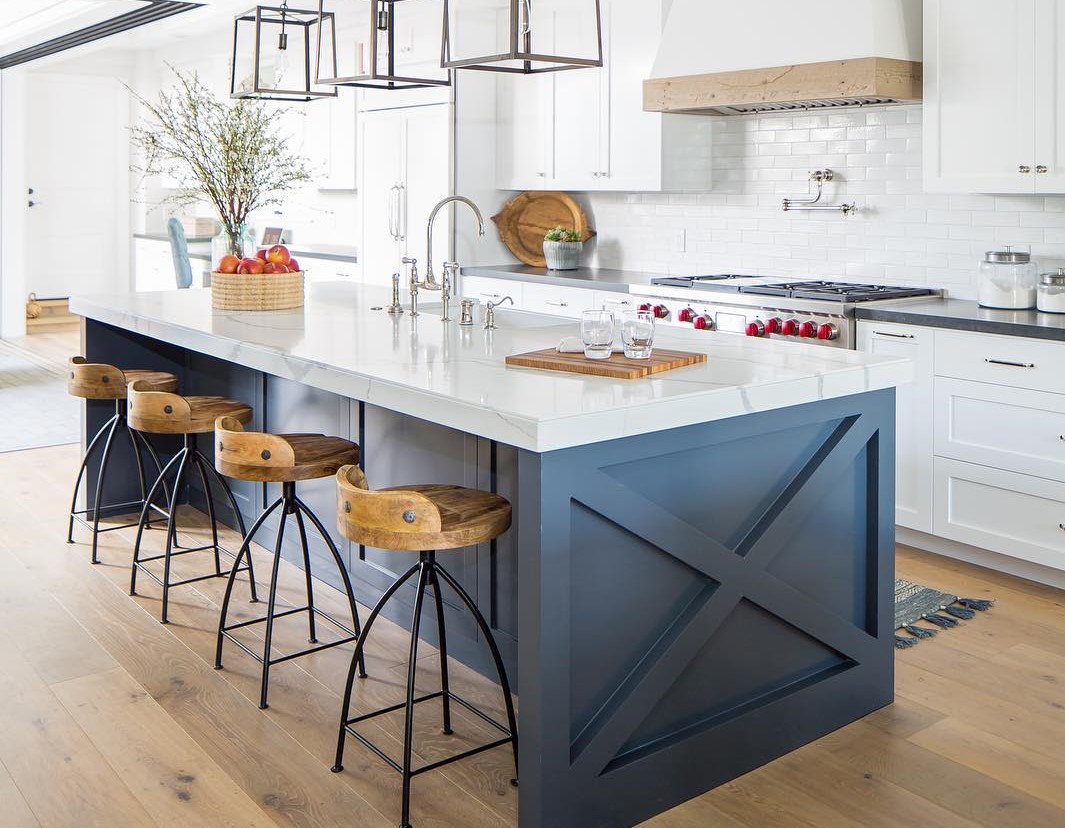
[543,226,583,271]
[129,67,311,262]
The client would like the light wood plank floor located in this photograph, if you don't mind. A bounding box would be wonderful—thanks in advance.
[4,326,80,369]
[1,443,1063,828]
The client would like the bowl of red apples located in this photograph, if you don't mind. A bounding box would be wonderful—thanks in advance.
[211,244,305,311]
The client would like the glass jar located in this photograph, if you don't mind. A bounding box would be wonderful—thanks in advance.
[211,223,256,266]
[977,247,1038,309]
[1037,268,1065,314]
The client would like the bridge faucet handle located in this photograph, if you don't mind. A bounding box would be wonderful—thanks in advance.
[402,257,419,284]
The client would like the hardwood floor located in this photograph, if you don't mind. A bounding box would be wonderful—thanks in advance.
[4,325,80,369]
[1,442,1064,828]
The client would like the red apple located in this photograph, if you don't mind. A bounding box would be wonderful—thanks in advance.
[237,257,265,275]
[287,257,300,273]
[216,254,240,274]
[256,248,269,262]
[275,263,290,273]
[266,244,291,266]
[263,262,278,274]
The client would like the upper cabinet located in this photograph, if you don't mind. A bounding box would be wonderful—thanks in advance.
[496,0,713,193]
[924,0,1065,193]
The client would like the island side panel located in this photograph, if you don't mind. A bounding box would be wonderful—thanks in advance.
[517,389,895,828]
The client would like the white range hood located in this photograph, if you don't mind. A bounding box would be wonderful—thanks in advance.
[644,0,923,115]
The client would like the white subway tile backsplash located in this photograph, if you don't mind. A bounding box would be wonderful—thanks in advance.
[582,106,1065,299]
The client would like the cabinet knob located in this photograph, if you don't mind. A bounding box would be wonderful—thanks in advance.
[1037,165,1049,174]
[1019,165,1032,174]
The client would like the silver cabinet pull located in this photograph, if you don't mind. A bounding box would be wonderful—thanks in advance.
[1060,523,1065,531]
[985,358,1036,368]
[1037,165,1049,174]
[1019,165,1032,174]
[545,301,569,307]
[873,331,915,339]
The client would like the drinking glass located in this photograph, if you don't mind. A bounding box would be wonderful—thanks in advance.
[621,310,656,359]
[581,310,615,360]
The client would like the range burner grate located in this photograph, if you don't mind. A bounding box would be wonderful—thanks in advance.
[737,281,936,302]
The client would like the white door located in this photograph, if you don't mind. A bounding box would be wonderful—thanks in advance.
[1035,0,1065,190]
[924,0,1037,193]
[856,321,935,533]
[401,105,452,280]
[24,72,128,298]
[359,108,404,284]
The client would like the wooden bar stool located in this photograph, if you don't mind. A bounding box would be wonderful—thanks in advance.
[127,380,259,623]
[213,416,366,710]
[332,465,518,828]
[66,357,178,564]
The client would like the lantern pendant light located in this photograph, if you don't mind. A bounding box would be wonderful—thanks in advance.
[441,0,603,74]
[315,0,451,90]
[231,1,338,101]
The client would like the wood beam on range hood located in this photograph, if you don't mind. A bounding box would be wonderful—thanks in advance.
[643,57,922,115]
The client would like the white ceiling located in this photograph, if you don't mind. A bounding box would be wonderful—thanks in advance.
[0,1,142,54]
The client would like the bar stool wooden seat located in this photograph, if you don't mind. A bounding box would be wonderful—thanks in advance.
[127,380,258,623]
[332,464,518,828]
[213,416,366,710]
[66,357,179,563]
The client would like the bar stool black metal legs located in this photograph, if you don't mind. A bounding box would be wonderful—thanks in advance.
[126,380,260,624]
[129,432,258,622]
[331,550,518,828]
[212,416,365,710]
[332,465,518,828]
[65,358,180,563]
[214,481,366,709]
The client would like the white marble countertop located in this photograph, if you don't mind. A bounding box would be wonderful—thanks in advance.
[70,282,911,452]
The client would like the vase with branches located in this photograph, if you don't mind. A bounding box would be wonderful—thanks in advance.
[130,68,311,260]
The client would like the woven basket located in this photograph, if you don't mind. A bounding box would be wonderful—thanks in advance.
[211,271,305,311]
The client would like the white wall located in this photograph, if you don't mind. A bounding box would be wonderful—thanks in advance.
[0,69,27,337]
[578,105,1065,299]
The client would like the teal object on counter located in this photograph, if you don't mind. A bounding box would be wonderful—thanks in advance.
[167,217,193,289]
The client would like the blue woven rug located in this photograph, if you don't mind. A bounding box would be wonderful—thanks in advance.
[894,579,993,649]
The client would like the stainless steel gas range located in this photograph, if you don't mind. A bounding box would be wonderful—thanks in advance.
[632,275,941,349]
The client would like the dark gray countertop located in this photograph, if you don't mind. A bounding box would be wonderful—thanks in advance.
[134,232,214,244]
[134,234,357,264]
[462,264,658,293]
[856,298,1065,342]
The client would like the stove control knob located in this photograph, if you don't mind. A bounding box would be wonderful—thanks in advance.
[677,307,695,323]
[638,302,652,313]
[798,321,818,339]
[653,304,670,319]
[817,323,840,341]
[765,317,782,335]
[746,320,766,338]
[782,319,801,337]
[693,314,713,330]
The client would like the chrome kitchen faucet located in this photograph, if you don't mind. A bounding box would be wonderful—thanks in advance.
[423,196,485,290]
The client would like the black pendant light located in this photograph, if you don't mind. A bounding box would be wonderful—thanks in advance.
[441,0,603,74]
[315,0,451,90]
[231,2,338,101]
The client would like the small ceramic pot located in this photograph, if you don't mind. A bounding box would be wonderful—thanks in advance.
[543,240,582,271]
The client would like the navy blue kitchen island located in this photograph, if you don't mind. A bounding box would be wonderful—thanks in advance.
[72,283,906,828]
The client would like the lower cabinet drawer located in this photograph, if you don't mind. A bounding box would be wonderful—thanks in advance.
[933,457,1065,571]
[522,283,598,319]
[461,276,522,305]
[934,377,1065,483]
[935,329,1065,395]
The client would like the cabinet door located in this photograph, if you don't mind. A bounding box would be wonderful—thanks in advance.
[400,104,452,277]
[924,0,1037,193]
[359,110,403,284]
[552,5,606,190]
[857,321,934,533]
[1036,0,1065,191]
[496,71,554,190]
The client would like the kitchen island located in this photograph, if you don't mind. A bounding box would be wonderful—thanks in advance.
[70,282,909,828]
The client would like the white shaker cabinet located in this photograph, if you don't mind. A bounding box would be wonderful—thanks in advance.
[924,0,1065,193]
[496,0,712,193]
[857,321,935,533]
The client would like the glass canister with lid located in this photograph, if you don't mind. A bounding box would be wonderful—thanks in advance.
[977,246,1039,309]
[1037,268,1065,314]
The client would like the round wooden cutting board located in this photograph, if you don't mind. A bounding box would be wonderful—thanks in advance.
[492,191,596,267]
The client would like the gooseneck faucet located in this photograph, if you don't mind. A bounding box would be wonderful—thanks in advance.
[424,196,485,290]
